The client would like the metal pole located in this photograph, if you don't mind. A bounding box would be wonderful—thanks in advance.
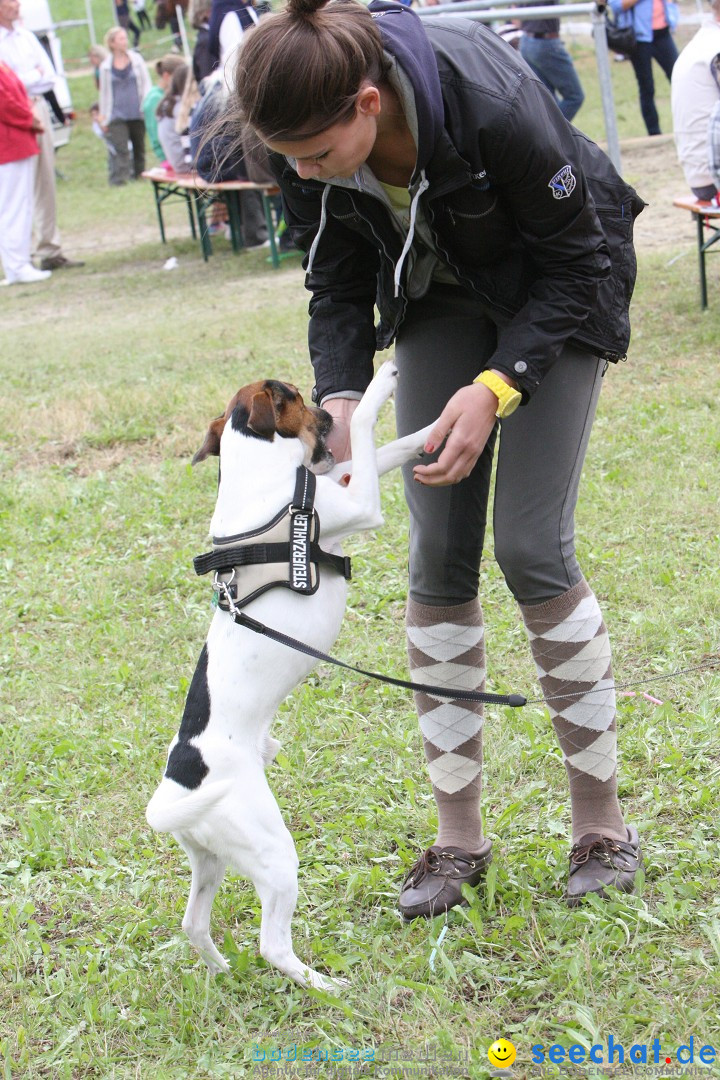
[83,0,96,45]
[591,6,622,172]
[176,4,191,61]
[416,0,624,175]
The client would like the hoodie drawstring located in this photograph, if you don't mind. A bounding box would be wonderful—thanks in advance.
[393,171,429,298]
[306,184,330,275]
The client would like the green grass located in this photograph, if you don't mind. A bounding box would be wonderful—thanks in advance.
[1,23,720,1080]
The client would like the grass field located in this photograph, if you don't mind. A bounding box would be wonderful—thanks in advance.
[1,9,720,1079]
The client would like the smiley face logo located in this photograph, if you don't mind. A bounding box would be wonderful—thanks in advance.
[488,1039,516,1069]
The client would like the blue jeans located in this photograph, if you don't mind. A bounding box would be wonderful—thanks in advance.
[629,26,678,135]
[520,36,585,122]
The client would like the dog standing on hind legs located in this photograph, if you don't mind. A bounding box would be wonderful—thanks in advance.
[146,361,434,989]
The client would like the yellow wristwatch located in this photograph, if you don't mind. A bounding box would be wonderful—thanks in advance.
[474,369,522,419]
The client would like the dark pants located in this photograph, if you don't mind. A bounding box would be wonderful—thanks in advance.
[394,284,605,606]
[106,118,146,185]
[629,27,678,136]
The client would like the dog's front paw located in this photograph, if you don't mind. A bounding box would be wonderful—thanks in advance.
[360,360,399,416]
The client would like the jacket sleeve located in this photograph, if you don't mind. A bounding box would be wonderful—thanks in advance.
[479,76,611,394]
[269,155,380,402]
[0,70,35,130]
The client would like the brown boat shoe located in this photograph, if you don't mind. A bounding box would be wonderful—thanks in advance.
[398,841,493,920]
[566,826,643,906]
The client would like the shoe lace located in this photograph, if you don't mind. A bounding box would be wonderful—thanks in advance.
[405,848,476,887]
[570,836,637,868]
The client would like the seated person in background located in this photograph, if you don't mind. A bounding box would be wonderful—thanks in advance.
[189,70,270,247]
[143,54,187,163]
[671,0,720,203]
[156,63,193,173]
[710,61,720,194]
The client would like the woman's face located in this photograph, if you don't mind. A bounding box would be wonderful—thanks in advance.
[110,29,129,53]
[263,86,381,182]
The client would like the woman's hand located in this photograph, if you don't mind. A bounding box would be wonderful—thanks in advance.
[321,397,359,464]
[413,382,498,486]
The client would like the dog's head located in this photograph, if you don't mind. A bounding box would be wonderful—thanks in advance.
[192,380,335,472]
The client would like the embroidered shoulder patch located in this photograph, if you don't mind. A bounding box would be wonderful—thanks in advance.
[548,165,576,199]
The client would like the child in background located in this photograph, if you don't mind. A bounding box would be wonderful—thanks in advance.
[156,63,192,173]
[142,54,187,163]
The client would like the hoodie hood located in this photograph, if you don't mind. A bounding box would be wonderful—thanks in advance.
[368,0,445,173]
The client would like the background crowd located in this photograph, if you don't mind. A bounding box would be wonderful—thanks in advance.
[1,0,720,287]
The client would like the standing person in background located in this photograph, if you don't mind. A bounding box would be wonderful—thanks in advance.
[609,0,678,135]
[208,0,258,75]
[0,59,50,285]
[0,0,83,272]
[671,0,720,202]
[231,0,645,917]
[190,0,215,83]
[98,26,152,185]
[519,0,584,122]
[114,0,142,48]
[133,0,152,33]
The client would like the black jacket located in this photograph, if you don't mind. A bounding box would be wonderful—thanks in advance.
[269,2,645,404]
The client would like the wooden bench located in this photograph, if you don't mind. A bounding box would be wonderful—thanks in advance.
[141,168,283,268]
[672,195,720,309]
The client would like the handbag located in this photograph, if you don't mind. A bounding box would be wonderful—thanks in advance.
[604,11,636,55]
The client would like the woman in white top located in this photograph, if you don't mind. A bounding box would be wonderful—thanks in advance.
[98,26,152,185]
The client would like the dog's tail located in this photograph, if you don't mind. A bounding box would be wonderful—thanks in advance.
[145,779,234,833]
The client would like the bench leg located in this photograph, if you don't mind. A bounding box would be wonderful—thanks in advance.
[186,190,197,240]
[153,183,166,244]
[697,213,708,310]
[262,194,280,270]
[193,191,212,261]
[225,192,242,253]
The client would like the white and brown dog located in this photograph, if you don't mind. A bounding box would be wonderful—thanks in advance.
[146,362,433,989]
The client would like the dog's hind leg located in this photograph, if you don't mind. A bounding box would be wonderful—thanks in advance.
[179,840,229,974]
[254,864,342,992]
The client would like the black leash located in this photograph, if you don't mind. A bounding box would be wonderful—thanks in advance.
[524,658,720,705]
[224,604,527,708]
[227,601,720,710]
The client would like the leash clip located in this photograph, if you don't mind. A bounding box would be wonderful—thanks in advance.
[212,570,239,616]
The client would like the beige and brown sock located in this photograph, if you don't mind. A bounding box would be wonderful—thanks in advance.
[406,597,486,853]
[520,579,626,844]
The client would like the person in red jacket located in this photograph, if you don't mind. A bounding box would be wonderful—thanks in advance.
[0,60,51,285]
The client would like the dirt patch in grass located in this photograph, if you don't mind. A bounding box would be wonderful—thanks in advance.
[618,134,694,254]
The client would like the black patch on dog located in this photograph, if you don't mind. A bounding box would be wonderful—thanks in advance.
[230,403,258,437]
[165,742,209,789]
[177,645,211,740]
[164,646,212,789]
[262,380,295,401]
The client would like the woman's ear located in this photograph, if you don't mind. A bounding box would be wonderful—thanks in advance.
[356,84,381,118]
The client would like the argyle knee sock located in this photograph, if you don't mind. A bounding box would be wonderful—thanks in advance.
[520,579,626,844]
[406,597,486,852]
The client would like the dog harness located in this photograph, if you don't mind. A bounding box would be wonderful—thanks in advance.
[193,466,351,610]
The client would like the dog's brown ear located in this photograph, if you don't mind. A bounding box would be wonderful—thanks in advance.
[192,415,226,465]
[246,389,277,439]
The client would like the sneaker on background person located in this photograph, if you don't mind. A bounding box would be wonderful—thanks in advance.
[2,264,52,284]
